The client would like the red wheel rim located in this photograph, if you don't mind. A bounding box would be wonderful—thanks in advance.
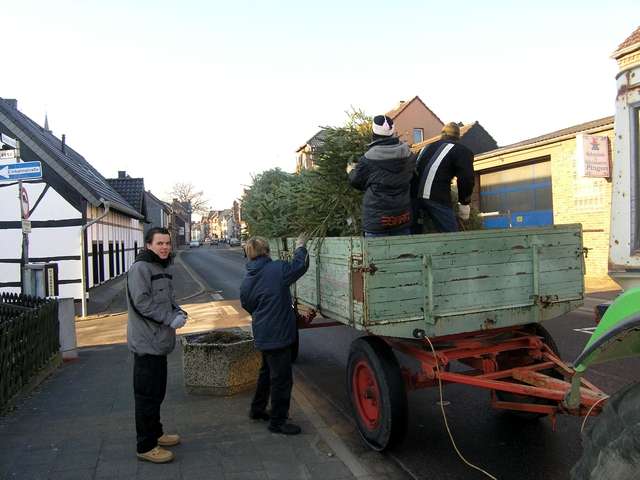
[352,359,381,431]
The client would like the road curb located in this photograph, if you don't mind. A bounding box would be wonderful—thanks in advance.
[76,311,123,322]
[174,251,207,301]
[294,366,417,480]
[292,383,370,478]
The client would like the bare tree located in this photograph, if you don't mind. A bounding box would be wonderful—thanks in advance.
[168,182,210,215]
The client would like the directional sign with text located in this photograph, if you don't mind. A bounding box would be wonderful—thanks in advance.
[0,161,42,182]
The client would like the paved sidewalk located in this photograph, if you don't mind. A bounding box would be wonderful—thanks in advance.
[0,343,362,480]
[0,250,409,480]
[584,276,621,295]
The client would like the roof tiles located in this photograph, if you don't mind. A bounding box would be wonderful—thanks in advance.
[0,97,142,219]
[107,177,145,215]
[614,26,640,55]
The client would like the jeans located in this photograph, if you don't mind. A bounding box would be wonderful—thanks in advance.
[417,199,458,233]
[364,227,412,238]
[250,345,293,427]
[133,353,167,453]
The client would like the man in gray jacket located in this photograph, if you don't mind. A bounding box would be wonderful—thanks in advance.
[127,227,187,463]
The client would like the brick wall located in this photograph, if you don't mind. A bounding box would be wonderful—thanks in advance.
[551,131,614,278]
[393,100,443,146]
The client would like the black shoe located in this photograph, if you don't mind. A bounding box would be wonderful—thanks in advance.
[249,411,270,421]
[268,423,301,435]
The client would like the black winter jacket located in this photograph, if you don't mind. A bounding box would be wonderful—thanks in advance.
[413,139,475,206]
[348,137,415,233]
[240,247,309,351]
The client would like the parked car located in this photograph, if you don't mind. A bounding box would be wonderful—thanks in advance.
[229,237,241,247]
[189,240,200,248]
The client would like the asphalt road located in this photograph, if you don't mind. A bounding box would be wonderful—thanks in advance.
[180,244,247,299]
[182,246,638,480]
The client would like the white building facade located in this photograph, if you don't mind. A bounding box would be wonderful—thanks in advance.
[0,98,144,313]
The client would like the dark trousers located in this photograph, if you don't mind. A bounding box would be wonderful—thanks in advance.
[250,345,293,427]
[133,353,167,453]
[417,199,458,233]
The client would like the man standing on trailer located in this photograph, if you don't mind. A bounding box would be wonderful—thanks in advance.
[413,122,475,233]
[347,114,415,237]
[127,227,188,464]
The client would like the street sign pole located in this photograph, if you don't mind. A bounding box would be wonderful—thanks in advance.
[16,141,30,292]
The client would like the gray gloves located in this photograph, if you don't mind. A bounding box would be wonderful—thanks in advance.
[169,311,187,330]
[457,203,471,221]
[295,233,309,249]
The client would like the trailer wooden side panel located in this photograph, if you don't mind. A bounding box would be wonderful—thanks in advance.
[270,224,584,339]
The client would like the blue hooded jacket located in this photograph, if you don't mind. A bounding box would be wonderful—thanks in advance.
[240,247,309,351]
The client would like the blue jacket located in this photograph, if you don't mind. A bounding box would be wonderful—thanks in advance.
[240,247,309,351]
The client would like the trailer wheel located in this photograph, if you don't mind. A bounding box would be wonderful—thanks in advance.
[347,336,408,451]
[496,323,562,419]
[571,382,640,480]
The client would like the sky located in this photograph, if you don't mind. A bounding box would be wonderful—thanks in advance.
[1,1,637,215]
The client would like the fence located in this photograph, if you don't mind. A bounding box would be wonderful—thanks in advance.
[0,293,59,410]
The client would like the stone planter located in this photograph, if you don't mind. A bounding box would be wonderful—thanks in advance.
[181,328,261,396]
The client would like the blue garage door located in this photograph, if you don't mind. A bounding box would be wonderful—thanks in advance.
[480,161,553,229]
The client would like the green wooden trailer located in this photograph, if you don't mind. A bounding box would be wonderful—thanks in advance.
[269,225,607,451]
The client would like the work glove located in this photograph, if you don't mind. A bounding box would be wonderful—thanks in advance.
[295,233,309,249]
[169,312,187,330]
[457,203,471,221]
[346,162,356,174]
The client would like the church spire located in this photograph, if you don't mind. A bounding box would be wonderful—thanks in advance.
[44,113,51,133]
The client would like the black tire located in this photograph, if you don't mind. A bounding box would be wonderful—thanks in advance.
[571,382,640,480]
[496,323,562,420]
[346,336,408,451]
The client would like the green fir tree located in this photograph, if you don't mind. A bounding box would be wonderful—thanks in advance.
[242,110,372,238]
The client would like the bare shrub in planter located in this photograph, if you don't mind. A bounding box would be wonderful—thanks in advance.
[182,328,261,396]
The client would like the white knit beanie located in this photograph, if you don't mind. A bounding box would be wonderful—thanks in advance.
[372,115,395,137]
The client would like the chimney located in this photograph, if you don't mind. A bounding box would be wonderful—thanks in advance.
[118,171,127,179]
[4,99,17,109]
[61,134,66,153]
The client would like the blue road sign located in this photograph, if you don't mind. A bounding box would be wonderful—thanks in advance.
[0,161,43,182]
